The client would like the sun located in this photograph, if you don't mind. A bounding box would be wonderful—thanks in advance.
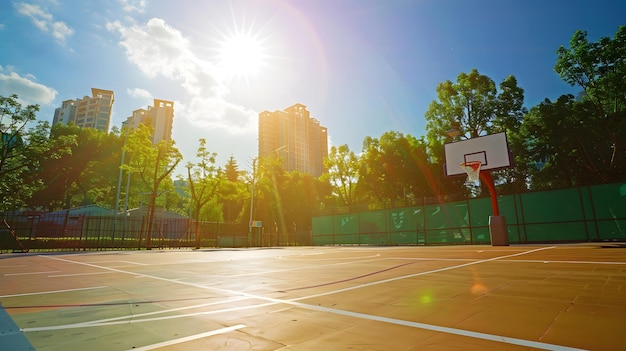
[216,30,268,83]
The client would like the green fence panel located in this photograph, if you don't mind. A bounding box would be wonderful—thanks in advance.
[388,206,422,232]
[426,228,471,244]
[589,183,626,220]
[507,224,522,244]
[521,188,583,223]
[469,197,491,227]
[312,234,335,246]
[471,227,491,244]
[359,232,389,245]
[333,213,359,235]
[425,201,469,230]
[595,220,626,240]
[578,188,599,240]
[359,210,388,234]
[390,231,422,245]
[311,182,625,246]
[340,233,360,245]
[499,195,520,224]
[524,222,587,241]
[312,216,334,235]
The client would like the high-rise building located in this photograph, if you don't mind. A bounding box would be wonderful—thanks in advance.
[53,88,114,132]
[125,99,174,144]
[52,100,77,126]
[258,103,328,177]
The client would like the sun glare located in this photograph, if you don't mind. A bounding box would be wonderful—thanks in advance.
[217,31,267,82]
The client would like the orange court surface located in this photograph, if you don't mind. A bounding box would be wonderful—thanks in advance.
[1,244,625,351]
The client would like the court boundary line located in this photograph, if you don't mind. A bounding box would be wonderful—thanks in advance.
[20,246,591,350]
[125,324,246,351]
[0,286,108,299]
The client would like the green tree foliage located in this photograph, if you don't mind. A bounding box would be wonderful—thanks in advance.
[219,156,246,223]
[553,26,626,182]
[425,69,498,142]
[522,95,583,189]
[250,155,330,243]
[30,124,122,210]
[322,144,360,206]
[359,132,444,207]
[425,69,527,195]
[123,124,182,248]
[186,138,220,248]
[252,156,284,236]
[0,95,51,211]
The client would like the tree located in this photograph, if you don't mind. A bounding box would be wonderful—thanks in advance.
[254,156,286,241]
[0,95,57,211]
[425,69,499,143]
[279,171,325,242]
[554,26,626,182]
[322,144,360,206]
[30,124,122,210]
[358,132,447,207]
[186,138,220,248]
[521,96,582,189]
[425,69,527,195]
[124,124,182,249]
[219,156,246,223]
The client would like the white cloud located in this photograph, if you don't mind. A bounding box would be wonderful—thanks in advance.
[14,2,74,45]
[127,87,153,107]
[0,66,57,105]
[108,18,257,134]
[119,0,147,13]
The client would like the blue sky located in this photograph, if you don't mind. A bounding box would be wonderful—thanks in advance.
[1,0,624,176]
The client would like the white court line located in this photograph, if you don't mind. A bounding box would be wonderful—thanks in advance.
[126,324,246,351]
[228,257,387,277]
[79,296,250,326]
[0,286,107,298]
[34,247,587,351]
[23,302,277,331]
[23,296,254,331]
[49,271,118,278]
[229,257,475,278]
[277,253,381,261]
[91,260,149,266]
[502,259,626,265]
[284,301,586,351]
[285,246,559,300]
[4,270,60,276]
[0,265,28,269]
[118,260,149,266]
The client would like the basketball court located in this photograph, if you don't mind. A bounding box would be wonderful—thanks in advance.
[1,244,625,350]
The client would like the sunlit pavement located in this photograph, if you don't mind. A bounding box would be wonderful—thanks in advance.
[1,244,624,350]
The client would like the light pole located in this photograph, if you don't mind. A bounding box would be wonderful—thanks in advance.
[273,145,288,170]
[247,158,256,247]
[113,121,129,241]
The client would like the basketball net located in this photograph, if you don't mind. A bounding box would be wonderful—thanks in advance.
[460,161,482,184]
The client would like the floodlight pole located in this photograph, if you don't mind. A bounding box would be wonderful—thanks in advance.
[248,158,256,247]
[113,122,129,241]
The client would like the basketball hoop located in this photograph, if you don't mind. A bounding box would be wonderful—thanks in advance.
[460,161,482,184]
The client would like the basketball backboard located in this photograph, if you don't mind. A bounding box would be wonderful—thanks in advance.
[444,132,512,176]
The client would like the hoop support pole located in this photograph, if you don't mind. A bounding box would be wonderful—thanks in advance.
[479,171,499,216]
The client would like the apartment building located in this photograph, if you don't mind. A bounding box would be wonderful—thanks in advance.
[53,88,114,132]
[125,99,174,144]
[258,103,328,177]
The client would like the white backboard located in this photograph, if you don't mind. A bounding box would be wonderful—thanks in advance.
[444,132,512,176]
